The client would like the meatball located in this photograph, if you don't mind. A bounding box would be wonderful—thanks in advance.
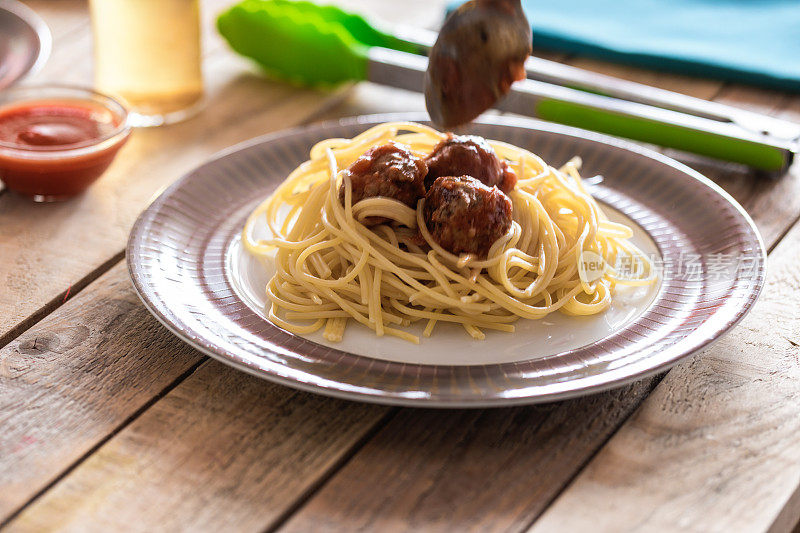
[423,176,512,257]
[424,134,517,193]
[338,142,427,225]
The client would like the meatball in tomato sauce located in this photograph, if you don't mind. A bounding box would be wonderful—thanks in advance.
[339,142,427,225]
[423,176,512,257]
[424,134,516,193]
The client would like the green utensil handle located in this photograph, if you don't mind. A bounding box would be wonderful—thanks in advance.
[534,100,789,171]
[499,79,796,173]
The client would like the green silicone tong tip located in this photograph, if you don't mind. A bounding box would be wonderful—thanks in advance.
[217,0,419,87]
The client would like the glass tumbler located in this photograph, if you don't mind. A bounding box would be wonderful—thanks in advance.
[90,0,204,127]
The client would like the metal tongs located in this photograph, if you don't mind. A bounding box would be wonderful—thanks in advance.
[218,0,800,173]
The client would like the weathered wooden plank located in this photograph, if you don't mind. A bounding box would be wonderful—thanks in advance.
[0,263,204,522]
[527,205,800,533]
[736,98,800,251]
[6,363,390,533]
[278,380,658,533]
[567,57,723,99]
[4,2,799,532]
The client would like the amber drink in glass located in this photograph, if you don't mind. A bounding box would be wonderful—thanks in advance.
[90,0,203,127]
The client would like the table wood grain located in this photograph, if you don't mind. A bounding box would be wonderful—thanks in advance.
[2,1,800,532]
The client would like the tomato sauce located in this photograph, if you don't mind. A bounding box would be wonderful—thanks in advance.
[0,99,130,201]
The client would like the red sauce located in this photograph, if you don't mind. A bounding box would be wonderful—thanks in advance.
[0,100,130,200]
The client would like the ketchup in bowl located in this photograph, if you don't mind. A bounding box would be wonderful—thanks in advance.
[0,85,131,201]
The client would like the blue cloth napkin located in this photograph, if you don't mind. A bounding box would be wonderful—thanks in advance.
[449,0,800,92]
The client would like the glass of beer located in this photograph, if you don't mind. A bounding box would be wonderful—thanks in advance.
[90,0,204,127]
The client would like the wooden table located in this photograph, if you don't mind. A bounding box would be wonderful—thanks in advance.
[2,1,800,531]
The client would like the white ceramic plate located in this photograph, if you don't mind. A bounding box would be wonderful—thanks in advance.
[127,114,766,406]
[227,205,662,366]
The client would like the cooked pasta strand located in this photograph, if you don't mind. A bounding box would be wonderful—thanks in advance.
[242,122,657,342]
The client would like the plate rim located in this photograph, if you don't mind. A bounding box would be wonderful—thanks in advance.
[127,112,766,407]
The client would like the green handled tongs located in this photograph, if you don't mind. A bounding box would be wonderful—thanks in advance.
[217,0,800,173]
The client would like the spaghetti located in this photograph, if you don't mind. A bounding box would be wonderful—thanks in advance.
[242,122,656,343]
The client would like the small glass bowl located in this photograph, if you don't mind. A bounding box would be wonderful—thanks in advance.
[0,85,131,202]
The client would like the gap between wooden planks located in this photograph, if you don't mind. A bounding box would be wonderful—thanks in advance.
[4,63,800,533]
